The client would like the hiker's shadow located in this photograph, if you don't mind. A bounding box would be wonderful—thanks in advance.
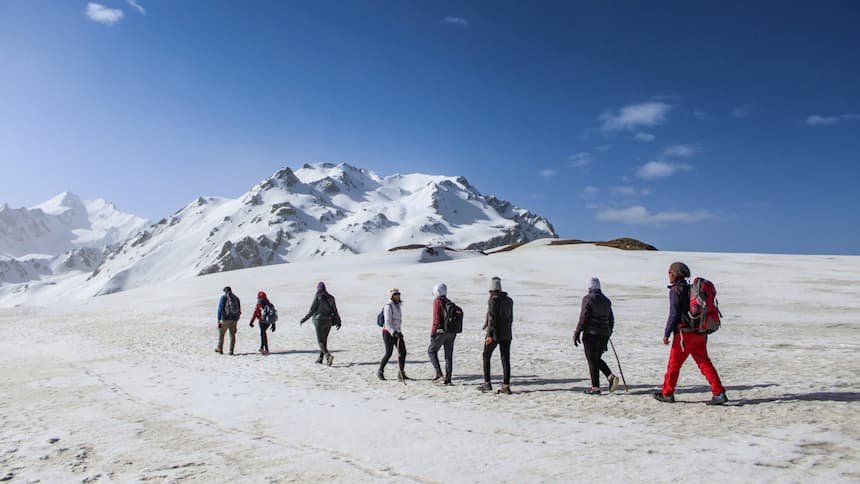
[728,391,859,406]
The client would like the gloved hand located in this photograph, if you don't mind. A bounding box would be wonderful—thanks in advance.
[335,323,341,330]
[271,323,276,332]
[574,332,581,347]
[250,322,254,328]
[218,321,223,329]
[299,319,305,326]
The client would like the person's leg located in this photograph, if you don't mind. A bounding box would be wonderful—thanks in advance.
[227,321,237,354]
[482,340,498,383]
[500,340,511,386]
[217,324,227,352]
[396,334,407,372]
[597,335,612,378]
[583,334,602,388]
[428,334,444,377]
[259,323,269,352]
[379,331,394,372]
[443,334,455,382]
[661,334,691,396]
[688,334,726,395]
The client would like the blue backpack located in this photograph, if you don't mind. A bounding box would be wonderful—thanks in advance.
[376,304,386,327]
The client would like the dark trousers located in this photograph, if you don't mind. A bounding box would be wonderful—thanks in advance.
[583,334,612,388]
[258,322,270,351]
[380,331,407,372]
[428,332,456,380]
[483,339,511,385]
[315,320,332,358]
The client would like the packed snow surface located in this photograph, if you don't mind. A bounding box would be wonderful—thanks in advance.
[0,242,857,482]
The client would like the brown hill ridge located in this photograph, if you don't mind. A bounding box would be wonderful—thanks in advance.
[549,238,658,251]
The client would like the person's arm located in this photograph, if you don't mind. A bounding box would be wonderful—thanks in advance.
[383,303,393,332]
[331,297,341,327]
[664,287,680,339]
[486,298,498,340]
[301,296,320,323]
[609,304,615,335]
[431,298,443,335]
[217,295,225,322]
[250,303,261,326]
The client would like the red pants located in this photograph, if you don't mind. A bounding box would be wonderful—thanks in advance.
[661,332,725,396]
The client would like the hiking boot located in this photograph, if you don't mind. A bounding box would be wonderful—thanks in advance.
[432,374,445,384]
[377,370,386,381]
[478,382,493,393]
[315,355,324,364]
[584,387,601,395]
[325,354,334,367]
[608,375,620,393]
[215,348,223,354]
[444,380,453,386]
[652,392,675,403]
[707,392,728,406]
[397,370,410,381]
[498,384,512,395]
[229,351,234,356]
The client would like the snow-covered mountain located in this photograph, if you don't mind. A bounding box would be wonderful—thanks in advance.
[0,163,556,305]
[0,193,148,285]
[85,163,556,295]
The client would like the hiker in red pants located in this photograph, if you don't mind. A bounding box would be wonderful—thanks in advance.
[653,262,728,405]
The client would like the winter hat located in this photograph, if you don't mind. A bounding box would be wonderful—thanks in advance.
[433,283,447,298]
[669,262,691,279]
[588,277,601,291]
[317,281,327,292]
[223,286,232,294]
[257,291,267,299]
[489,277,502,292]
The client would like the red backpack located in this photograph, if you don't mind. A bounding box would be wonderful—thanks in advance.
[688,277,721,334]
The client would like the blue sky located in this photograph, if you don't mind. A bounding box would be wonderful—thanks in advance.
[1,1,858,255]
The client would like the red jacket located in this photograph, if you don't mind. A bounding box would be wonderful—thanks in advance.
[431,296,447,334]
[250,297,272,325]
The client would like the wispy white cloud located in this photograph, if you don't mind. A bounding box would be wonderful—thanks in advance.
[662,144,699,158]
[636,160,692,179]
[805,113,860,126]
[568,152,592,168]
[731,104,752,118]
[443,16,468,27]
[582,186,600,199]
[86,2,124,25]
[538,169,558,178]
[634,132,655,142]
[612,186,652,197]
[600,102,672,132]
[126,0,145,15]
[596,205,714,225]
[693,110,707,120]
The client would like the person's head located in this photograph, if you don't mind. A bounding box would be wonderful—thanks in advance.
[588,277,601,292]
[489,276,502,294]
[223,286,232,294]
[668,262,691,283]
[390,288,401,303]
[317,281,327,293]
[257,290,267,300]
[432,283,447,298]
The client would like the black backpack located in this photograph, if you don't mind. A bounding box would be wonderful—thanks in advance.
[224,293,240,320]
[261,303,278,324]
[442,300,464,333]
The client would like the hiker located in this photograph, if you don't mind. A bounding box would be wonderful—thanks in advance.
[574,277,621,394]
[216,286,241,355]
[653,262,728,405]
[378,288,409,381]
[299,282,341,366]
[249,291,277,355]
[479,277,514,394]
[428,283,457,385]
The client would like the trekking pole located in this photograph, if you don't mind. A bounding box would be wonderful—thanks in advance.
[609,338,629,392]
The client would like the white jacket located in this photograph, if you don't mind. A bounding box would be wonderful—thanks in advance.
[383,301,403,334]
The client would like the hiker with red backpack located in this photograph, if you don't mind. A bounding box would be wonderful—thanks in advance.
[428,283,462,385]
[653,262,728,405]
[574,277,621,395]
[299,282,341,366]
[215,286,241,355]
[249,291,278,355]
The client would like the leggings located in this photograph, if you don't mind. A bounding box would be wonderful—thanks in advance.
[258,322,270,352]
[483,339,511,385]
[380,330,407,372]
[315,320,332,358]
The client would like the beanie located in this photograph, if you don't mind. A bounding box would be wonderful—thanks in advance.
[489,277,502,292]
[588,277,601,291]
[669,262,691,279]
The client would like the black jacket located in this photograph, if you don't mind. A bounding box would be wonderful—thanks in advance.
[575,289,614,337]
[664,281,690,337]
[485,292,514,341]
[301,291,341,325]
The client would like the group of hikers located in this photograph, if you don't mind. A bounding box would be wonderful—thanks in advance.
[214,261,729,404]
